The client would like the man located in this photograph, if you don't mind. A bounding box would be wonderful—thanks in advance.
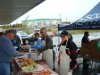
[37,27,53,52]
[60,30,78,70]
[81,31,90,70]
[0,29,21,75]
[36,27,54,69]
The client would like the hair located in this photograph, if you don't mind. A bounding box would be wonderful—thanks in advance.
[40,27,47,32]
[84,31,89,35]
[68,33,73,40]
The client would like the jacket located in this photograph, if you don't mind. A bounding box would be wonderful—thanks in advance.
[0,35,15,63]
[31,38,42,49]
[38,36,53,53]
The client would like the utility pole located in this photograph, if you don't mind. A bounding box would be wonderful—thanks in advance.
[24,15,30,27]
[59,13,62,24]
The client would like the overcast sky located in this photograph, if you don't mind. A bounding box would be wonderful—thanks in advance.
[11,0,100,24]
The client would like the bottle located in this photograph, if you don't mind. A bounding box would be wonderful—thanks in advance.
[28,45,32,59]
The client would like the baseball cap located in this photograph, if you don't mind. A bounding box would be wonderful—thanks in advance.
[60,30,69,36]
[6,29,17,35]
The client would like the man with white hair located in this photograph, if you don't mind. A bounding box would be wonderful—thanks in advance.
[36,27,54,70]
[37,27,53,53]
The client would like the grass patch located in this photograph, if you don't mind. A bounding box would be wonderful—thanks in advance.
[67,30,100,34]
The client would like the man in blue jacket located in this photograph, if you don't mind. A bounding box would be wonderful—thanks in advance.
[0,29,20,75]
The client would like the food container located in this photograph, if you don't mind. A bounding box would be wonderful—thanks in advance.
[23,53,42,61]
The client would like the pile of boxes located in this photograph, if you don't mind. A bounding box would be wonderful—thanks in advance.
[80,39,100,60]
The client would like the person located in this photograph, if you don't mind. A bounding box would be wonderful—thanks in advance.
[31,32,42,49]
[59,30,78,70]
[0,29,21,75]
[37,27,53,53]
[36,27,54,69]
[12,35,21,51]
[68,33,73,40]
[81,31,90,70]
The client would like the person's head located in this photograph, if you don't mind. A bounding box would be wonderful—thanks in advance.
[5,29,16,40]
[60,30,69,42]
[84,31,89,37]
[40,27,47,38]
[34,33,40,39]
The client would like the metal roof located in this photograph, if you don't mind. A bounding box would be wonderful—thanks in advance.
[0,0,45,25]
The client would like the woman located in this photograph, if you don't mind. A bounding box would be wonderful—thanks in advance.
[31,33,42,49]
[58,30,78,74]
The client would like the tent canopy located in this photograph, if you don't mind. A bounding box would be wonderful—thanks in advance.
[0,0,45,25]
[58,2,100,30]
[77,2,100,22]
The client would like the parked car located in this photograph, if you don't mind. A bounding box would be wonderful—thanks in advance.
[29,32,55,38]
[17,31,28,38]
[17,31,30,45]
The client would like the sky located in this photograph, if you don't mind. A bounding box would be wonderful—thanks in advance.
[11,0,100,24]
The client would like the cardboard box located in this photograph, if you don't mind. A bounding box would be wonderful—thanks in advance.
[90,39,100,60]
[80,47,91,58]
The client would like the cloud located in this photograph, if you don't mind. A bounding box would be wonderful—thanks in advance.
[11,0,100,24]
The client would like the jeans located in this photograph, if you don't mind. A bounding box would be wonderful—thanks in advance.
[0,62,11,75]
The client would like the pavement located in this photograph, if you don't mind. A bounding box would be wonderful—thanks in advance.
[73,62,100,75]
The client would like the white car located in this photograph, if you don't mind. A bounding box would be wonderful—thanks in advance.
[17,31,29,44]
[17,31,28,38]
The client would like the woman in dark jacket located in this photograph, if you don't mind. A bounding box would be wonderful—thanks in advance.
[60,30,78,70]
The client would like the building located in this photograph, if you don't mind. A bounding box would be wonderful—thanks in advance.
[22,18,61,29]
